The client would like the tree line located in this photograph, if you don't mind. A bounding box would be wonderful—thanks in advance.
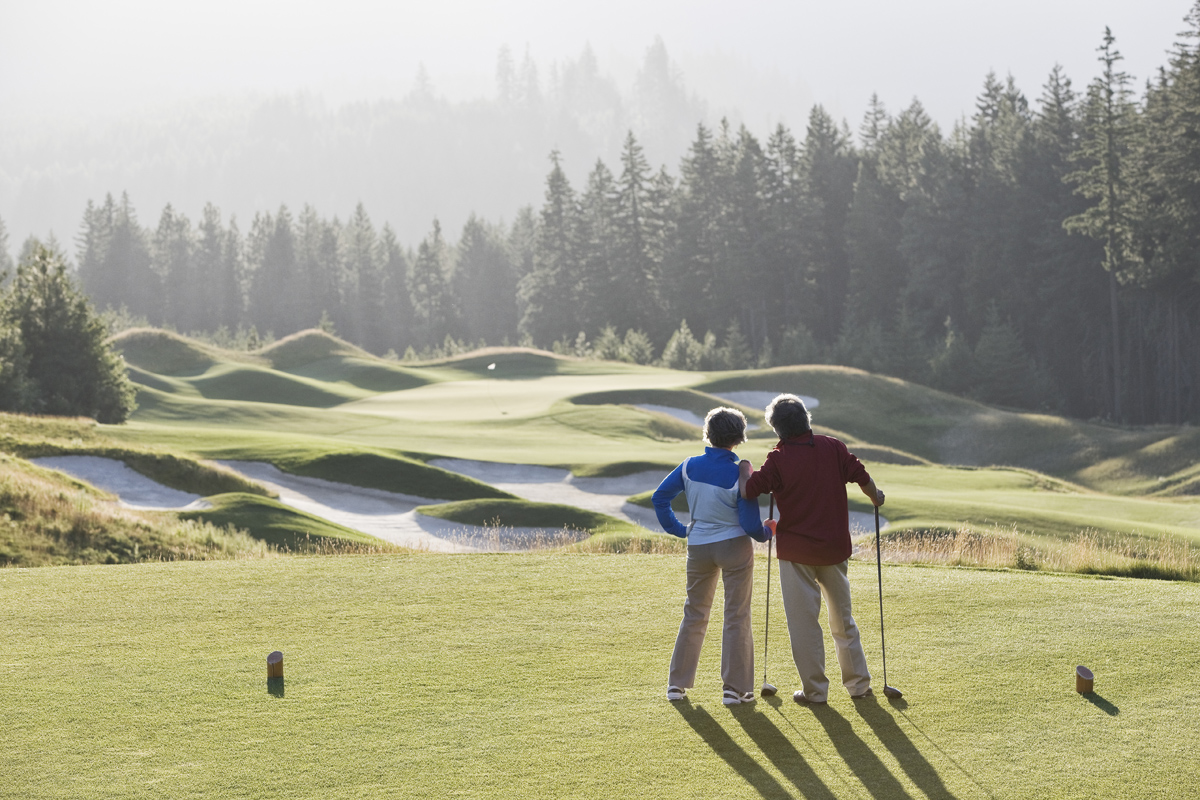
[11,13,1200,425]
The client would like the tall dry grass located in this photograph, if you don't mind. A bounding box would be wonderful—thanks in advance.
[0,454,275,567]
[853,524,1200,581]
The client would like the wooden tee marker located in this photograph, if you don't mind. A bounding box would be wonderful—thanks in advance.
[267,651,284,679]
[1076,665,1094,694]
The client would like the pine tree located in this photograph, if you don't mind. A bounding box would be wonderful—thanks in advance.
[3,242,136,422]
[610,132,661,333]
[410,219,452,348]
[343,203,386,352]
[379,224,413,351]
[798,106,857,345]
[517,151,580,345]
[154,204,199,333]
[1064,28,1140,420]
[0,215,14,277]
[216,216,245,330]
[454,215,517,345]
[194,203,226,333]
[670,123,728,334]
[247,206,304,339]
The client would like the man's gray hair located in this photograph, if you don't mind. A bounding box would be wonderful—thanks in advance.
[703,407,748,449]
[765,393,812,439]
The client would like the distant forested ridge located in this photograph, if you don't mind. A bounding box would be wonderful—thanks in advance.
[12,19,1200,425]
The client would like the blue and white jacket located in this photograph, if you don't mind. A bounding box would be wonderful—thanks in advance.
[652,447,767,545]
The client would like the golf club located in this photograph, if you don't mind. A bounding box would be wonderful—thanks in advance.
[761,494,778,697]
[875,504,903,699]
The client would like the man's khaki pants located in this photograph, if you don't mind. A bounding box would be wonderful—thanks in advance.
[778,558,871,701]
[668,536,755,695]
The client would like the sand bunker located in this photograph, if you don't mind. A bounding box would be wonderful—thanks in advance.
[34,454,881,552]
[636,404,706,428]
[32,455,211,510]
[713,391,820,411]
[217,461,584,552]
[429,458,675,530]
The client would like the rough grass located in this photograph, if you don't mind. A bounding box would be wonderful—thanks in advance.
[415,497,634,531]
[0,454,272,567]
[3,555,1198,799]
[857,523,1200,582]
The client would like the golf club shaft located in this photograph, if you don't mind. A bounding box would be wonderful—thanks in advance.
[763,494,774,685]
[875,505,888,689]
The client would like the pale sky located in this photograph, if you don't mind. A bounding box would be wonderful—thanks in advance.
[0,0,1193,130]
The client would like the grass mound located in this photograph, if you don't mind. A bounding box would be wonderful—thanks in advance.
[258,329,371,370]
[183,363,367,407]
[416,498,633,531]
[283,356,430,393]
[111,327,250,375]
[180,493,397,552]
[0,453,271,566]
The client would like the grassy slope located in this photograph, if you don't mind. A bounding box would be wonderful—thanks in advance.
[697,366,1200,494]
[0,453,271,566]
[179,493,396,551]
[1,555,1196,799]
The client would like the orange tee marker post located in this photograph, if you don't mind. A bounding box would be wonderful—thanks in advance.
[267,651,284,679]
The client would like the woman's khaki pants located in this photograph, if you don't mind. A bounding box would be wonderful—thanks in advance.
[668,536,755,695]
[778,558,871,701]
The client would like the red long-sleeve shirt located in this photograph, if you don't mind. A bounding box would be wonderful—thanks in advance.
[743,432,871,566]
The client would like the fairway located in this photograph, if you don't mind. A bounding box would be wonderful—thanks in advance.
[2,555,1198,799]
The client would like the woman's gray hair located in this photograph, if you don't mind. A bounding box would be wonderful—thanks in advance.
[702,407,748,449]
[765,393,812,439]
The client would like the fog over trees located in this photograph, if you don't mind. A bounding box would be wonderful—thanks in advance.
[1,40,711,247]
[4,13,1200,426]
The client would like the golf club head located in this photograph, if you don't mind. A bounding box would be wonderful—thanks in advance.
[760,682,778,697]
[883,685,903,699]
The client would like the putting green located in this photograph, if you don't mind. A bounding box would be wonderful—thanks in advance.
[2,555,1197,798]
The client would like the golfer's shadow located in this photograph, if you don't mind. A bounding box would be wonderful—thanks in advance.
[851,698,958,800]
[672,700,836,799]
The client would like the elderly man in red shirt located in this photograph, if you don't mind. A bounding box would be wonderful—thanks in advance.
[739,393,885,704]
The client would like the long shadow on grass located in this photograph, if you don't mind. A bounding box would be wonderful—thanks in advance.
[807,704,920,800]
[853,698,956,799]
[1083,693,1119,716]
[727,705,838,800]
[672,700,799,800]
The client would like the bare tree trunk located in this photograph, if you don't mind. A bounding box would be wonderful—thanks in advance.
[1110,270,1122,421]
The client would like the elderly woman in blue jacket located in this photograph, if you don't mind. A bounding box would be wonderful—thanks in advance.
[653,406,772,705]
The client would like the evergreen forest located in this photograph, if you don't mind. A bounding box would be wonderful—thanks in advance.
[10,18,1200,425]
